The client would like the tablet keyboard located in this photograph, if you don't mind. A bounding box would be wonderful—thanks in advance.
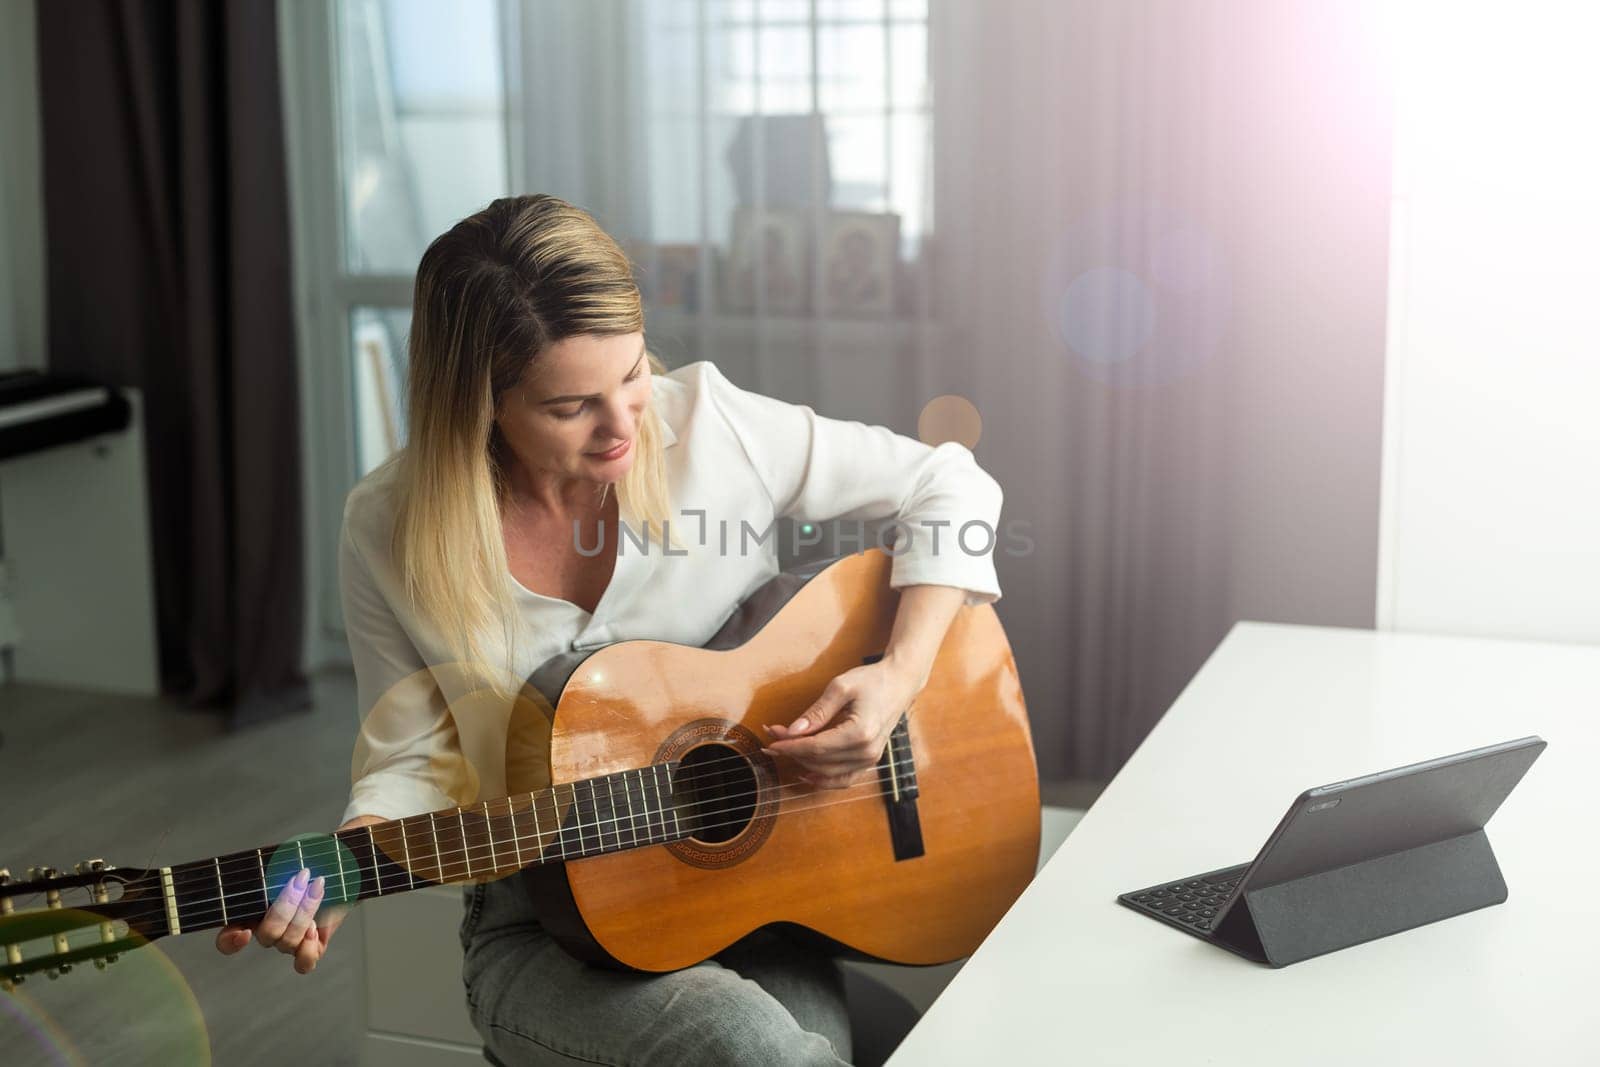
[1120,863,1250,932]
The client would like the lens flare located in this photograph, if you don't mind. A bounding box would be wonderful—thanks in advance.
[265,833,364,906]
[1040,197,1233,389]
[0,927,209,1064]
[1053,267,1156,366]
[0,988,84,1066]
[917,394,983,450]
[354,663,560,885]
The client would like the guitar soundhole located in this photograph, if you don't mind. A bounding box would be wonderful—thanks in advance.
[677,743,757,844]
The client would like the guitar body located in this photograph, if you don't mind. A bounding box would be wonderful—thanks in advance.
[523,548,1039,973]
[0,547,1036,991]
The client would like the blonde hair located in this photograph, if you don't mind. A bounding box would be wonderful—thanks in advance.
[386,194,674,699]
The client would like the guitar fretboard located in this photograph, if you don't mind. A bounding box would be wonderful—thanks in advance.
[154,762,688,936]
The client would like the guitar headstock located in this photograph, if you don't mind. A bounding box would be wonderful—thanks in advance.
[0,860,165,990]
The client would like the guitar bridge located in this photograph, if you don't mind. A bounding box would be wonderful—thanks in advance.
[877,712,924,860]
[864,652,924,861]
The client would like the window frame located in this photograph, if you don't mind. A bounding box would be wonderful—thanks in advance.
[281,0,422,663]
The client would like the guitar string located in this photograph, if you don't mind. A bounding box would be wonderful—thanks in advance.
[155,762,913,908]
[14,776,929,942]
[68,735,916,894]
[5,732,922,929]
[6,726,928,934]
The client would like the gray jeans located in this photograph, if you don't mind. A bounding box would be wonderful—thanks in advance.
[459,871,854,1065]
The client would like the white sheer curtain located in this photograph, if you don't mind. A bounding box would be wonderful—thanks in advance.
[505,0,939,433]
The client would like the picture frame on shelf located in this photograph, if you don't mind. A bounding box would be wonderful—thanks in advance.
[818,210,900,319]
[720,206,811,315]
[632,242,702,311]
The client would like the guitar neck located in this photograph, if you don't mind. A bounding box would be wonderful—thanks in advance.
[156,761,690,936]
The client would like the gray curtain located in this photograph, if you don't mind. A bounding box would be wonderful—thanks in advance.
[930,0,1393,779]
[36,0,309,725]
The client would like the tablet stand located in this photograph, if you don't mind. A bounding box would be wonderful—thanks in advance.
[1212,829,1508,967]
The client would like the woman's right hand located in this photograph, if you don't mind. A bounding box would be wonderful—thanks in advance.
[213,814,387,974]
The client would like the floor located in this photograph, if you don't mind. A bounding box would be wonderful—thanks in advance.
[0,674,1103,1066]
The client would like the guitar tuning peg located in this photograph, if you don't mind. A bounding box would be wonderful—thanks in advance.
[94,958,108,970]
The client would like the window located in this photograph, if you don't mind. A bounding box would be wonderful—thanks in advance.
[338,0,509,274]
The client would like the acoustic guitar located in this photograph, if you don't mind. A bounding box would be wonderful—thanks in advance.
[1,547,1039,985]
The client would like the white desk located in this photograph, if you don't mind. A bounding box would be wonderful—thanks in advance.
[888,622,1599,1066]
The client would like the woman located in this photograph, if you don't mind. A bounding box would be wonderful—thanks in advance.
[216,194,1004,1065]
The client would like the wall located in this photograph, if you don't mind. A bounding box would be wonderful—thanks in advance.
[1378,2,1600,644]
[0,0,47,373]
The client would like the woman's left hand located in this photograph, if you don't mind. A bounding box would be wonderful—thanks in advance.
[760,659,924,788]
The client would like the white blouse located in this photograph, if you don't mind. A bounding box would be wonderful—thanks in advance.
[338,359,1004,826]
